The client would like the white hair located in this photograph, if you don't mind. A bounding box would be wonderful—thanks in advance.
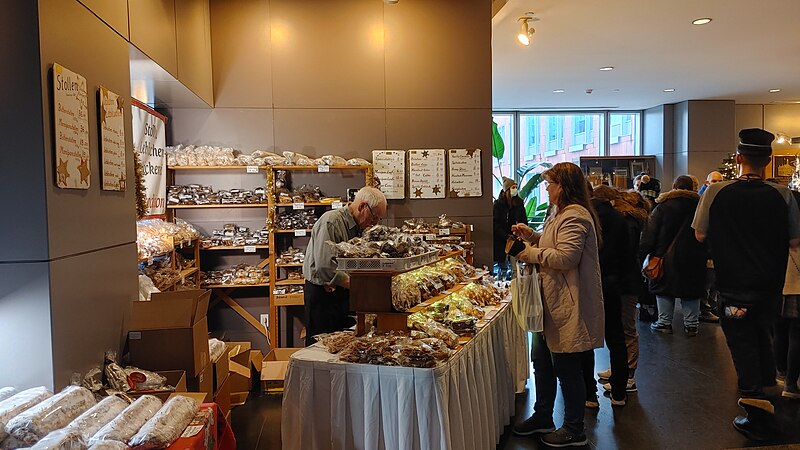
[354,186,386,208]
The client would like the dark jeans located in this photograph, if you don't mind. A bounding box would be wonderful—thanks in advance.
[532,332,589,434]
[702,268,718,315]
[303,281,351,346]
[774,316,800,388]
[603,283,629,399]
[718,295,779,397]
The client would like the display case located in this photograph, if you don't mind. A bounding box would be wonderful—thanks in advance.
[579,156,657,189]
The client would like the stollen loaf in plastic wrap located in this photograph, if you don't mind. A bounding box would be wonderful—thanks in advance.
[127,395,198,449]
[208,338,226,363]
[0,390,16,404]
[65,396,128,441]
[29,428,84,450]
[6,386,95,446]
[87,441,127,450]
[0,435,27,449]
[0,387,53,442]
[88,395,162,446]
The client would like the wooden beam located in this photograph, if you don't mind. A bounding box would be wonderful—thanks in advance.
[216,289,268,338]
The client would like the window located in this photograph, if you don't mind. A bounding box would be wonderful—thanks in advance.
[491,113,514,199]
[546,116,564,155]
[524,116,539,158]
[570,115,594,150]
[609,112,641,156]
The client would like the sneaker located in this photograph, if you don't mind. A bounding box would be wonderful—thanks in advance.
[512,414,556,436]
[700,311,720,323]
[684,326,698,337]
[733,398,776,441]
[597,368,612,379]
[650,322,673,334]
[776,372,786,386]
[602,378,637,393]
[540,427,588,448]
[585,397,600,409]
[733,415,770,441]
[782,384,800,399]
[610,395,627,407]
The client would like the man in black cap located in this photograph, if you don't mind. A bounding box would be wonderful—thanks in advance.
[693,128,800,441]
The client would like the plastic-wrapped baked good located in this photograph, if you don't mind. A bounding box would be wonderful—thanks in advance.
[88,395,162,446]
[444,309,477,335]
[29,428,85,450]
[330,241,381,258]
[87,441,127,450]
[315,155,348,166]
[65,396,128,442]
[0,388,53,442]
[282,151,316,166]
[0,390,16,405]
[6,386,96,447]
[391,273,421,311]
[442,293,484,318]
[423,301,449,322]
[317,332,357,354]
[127,395,198,450]
[346,158,371,166]
[0,435,27,449]
[407,313,459,348]
[208,338,226,363]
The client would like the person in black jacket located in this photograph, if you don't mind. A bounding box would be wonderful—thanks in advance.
[640,175,707,336]
[493,177,527,279]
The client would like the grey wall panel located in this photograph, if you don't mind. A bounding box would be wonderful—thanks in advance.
[176,0,214,105]
[39,0,137,260]
[273,109,387,157]
[209,0,272,108]
[77,0,129,38]
[129,0,178,77]
[169,108,275,151]
[49,243,136,390]
[687,100,735,153]
[689,151,732,181]
[735,104,764,134]
[0,263,54,389]
[764,104,800,137]
[0,1,49,263]
[673,101,689,155]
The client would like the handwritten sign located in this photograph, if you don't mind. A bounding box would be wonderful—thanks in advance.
[408,149,446,199]
[53,63,90,189]
[99,86,126,191]
[448,148,482,197]
[372,150,405,199]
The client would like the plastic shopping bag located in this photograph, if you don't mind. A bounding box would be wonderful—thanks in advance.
[511,262,543,332]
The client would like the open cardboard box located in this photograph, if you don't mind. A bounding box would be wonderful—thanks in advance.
[261,348,302,393]
[129,370,187,402]
[214,374,231,417]
[168,392,209,403]
[188,363,214,399]
[212,351,229,394]
[128,290,211,376]
[227,342,264,406]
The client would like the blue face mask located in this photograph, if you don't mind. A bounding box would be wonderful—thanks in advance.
[510,188,518,197]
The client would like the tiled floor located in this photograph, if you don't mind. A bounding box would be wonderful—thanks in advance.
[232,315,800,449]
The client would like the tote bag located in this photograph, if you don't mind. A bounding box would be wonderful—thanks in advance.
[511,262,544,332]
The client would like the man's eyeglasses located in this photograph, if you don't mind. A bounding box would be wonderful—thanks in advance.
[366,204,380,223]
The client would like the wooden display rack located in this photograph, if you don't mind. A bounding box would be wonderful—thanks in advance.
[138,238,201,291]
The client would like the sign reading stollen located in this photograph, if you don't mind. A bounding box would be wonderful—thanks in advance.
[53,63,90,189]
[372,150,406,199]
[132,100,167,216]
[448,148,482,197]
[99,86,126,191]
[408,149,446,199]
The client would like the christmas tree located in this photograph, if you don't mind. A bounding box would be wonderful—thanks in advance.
[789,156,800,192]
[719,152,737,180]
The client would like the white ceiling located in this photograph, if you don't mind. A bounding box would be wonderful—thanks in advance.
[492,0,800,111]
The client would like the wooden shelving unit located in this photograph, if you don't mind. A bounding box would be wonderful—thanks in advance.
[138,238,201,291]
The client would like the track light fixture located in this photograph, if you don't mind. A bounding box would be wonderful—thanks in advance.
[517,15,535,46]
[776,132,792,144]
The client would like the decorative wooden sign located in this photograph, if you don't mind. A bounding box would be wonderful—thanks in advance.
[53,63,90,189]
[408,149,446,199]
[372,150,406,199]
[448,148,482,197]
[99,86,126,191]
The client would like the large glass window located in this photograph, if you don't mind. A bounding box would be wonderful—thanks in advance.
[491,113,513,199]
[609,112,641,156]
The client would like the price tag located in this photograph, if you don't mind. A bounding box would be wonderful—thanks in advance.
[470,224,474,232]
[432,281,444,290]
[293,202,305,210]
[425,234,437,241]
[244,245,256,253]
[438,228,451,236]
[331,201,342,209]
[246,165,259,173]
[317,164,330,173]
[294,229,307,237]
[273,289,286,295]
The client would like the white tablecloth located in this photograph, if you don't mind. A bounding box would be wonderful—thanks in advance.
[281,303,528,450]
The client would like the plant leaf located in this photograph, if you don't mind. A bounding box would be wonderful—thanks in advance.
[492,121,505,160]
[525,196,537,219]
[517,162,552,180]
[519,173,544,200]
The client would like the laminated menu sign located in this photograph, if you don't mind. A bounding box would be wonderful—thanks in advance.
[99,86,126,191]
[448,148,482,197]
[53,63,90,189]
[372,150,405,199]
[408,149,446,199]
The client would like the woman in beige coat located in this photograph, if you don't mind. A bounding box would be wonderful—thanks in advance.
[509,162,605,448]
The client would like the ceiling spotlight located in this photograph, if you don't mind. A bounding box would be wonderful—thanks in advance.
[663,88,675,92]
[553,89,565,93]
[517,16,536,46]
[776,133,791,144]
[692,18,712,25]
[599,66,614,71]
[769,89,782,93]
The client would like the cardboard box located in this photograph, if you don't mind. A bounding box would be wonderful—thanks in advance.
[168,392,209,403]
[128,290,211,376]
[227,342,264,406]
[187,363,214,399]
[214,374,231,417]
[212,352,229,394]
[261,348,302,393]
[129,370,187,402]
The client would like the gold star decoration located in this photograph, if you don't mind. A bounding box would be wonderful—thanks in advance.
[414,187,423,198]
[449,189,459,197]
[466,148,477,157]
[77,158,90,185]
[432,185,441,195]
[421,150,429,158]
[56,158,69,186]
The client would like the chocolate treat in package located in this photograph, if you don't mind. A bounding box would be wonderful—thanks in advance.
[407,313,459,348]
[0,387,53,442]
[128,395,198,450]
[29,428,85,450]
[0,389,17,404]
[6,386,96,447]
[65,396,128,442]
[88,395,162,446]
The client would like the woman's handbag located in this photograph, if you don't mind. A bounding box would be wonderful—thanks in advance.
[511,261,543,332]
[642,217,690,281]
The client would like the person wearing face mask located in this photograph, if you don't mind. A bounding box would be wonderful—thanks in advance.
[493,177,528,279]
[302,186,387,345]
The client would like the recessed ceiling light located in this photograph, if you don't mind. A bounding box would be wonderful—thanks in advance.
[553,89,565,93]
[769,89,782,93]
[663,88,675,92]
[599,66,614,71]
[612,89,620,92]
[692,18,712,25]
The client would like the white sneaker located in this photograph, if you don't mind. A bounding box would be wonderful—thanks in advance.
[602,378,637,393]
[597,368,612,379]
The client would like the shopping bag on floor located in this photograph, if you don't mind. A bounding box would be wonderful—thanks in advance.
[511,262,543,332]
